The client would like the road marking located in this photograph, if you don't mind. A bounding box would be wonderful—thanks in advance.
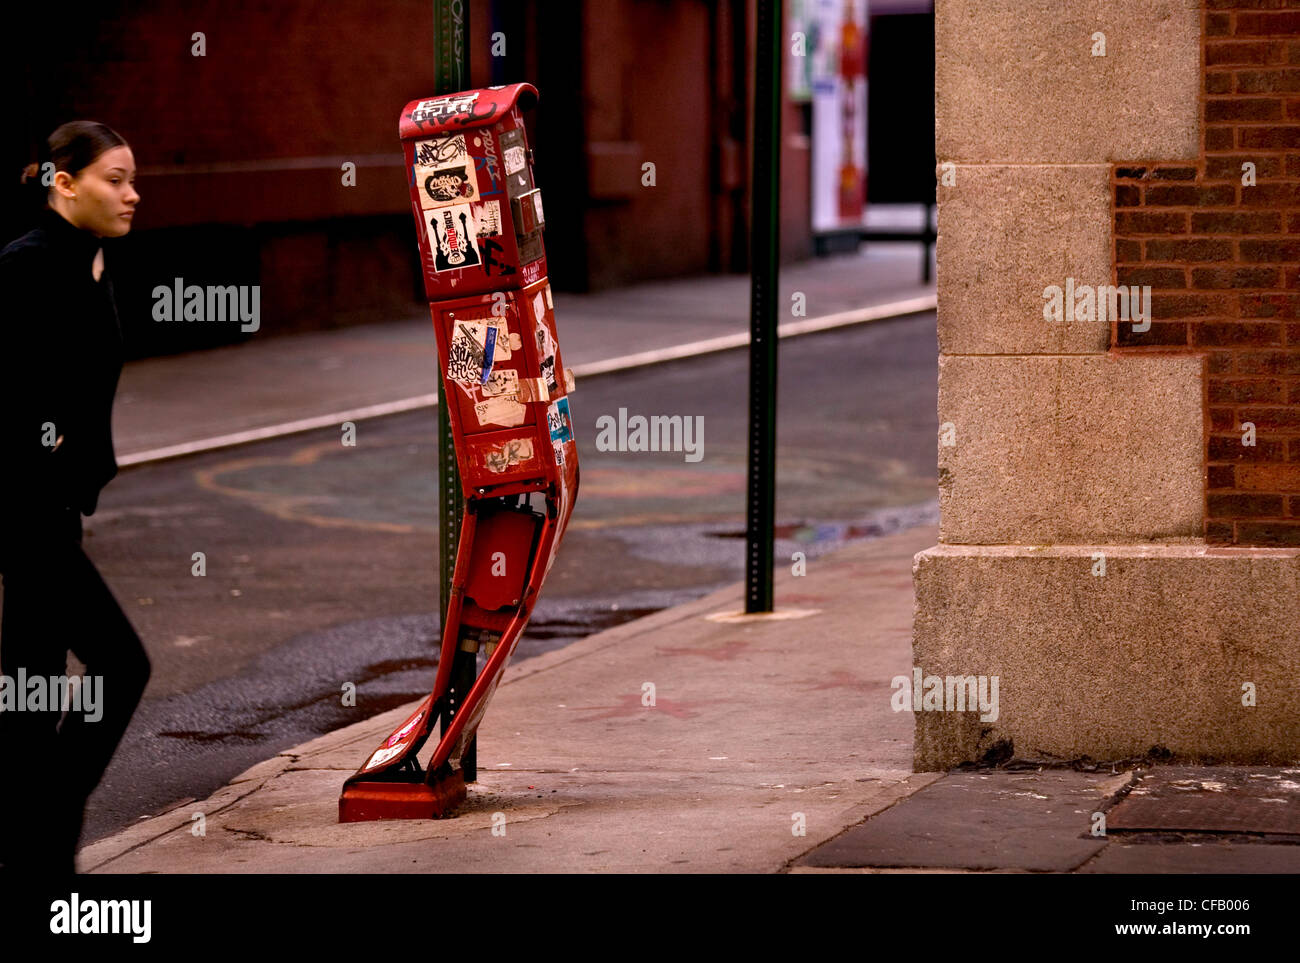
[118,295,935,468]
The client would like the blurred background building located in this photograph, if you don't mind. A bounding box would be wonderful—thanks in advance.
[4,0,933,357]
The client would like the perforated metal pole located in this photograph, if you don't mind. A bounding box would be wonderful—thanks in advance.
[745,0,782,613]
[433,0,475,781]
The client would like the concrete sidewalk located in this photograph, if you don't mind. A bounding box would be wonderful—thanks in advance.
[112,246,934,461]
[80,525,935,873]
[79,521,1300,873]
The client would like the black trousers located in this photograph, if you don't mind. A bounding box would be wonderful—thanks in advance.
[0,505,150,873]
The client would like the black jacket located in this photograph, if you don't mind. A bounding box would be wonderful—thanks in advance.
[0,208,124,517]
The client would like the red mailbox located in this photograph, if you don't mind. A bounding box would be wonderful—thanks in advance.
[340,83,578,822]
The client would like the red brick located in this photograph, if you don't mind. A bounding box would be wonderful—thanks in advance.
[1236,349,1300,373]
[1205,155,1282,179]
[1116,321,1189,347]
[1116,238,1142,262]
[1115,184,1141,207]
[1207,521,1235,542]
[1206,97,1284,121]
[1208,72,1234,95]
[1145,184,1237,206]
[1238,405,1300,428]
[1191,266,1281,288]
[1208,42,1282,65]
[1195,322,1284,345]
[1211,406,1238,431]
[1211,0,1300,9]
[1206,126,1237,151]
[1236,521,1300,542]
[1151,293,1224,319]
[1238,182,1300,205]
[1209,13,1233,37]
[1237,13,1300,35]
[1115,166,1148,179]
[1144,239,1234,261]
[1289,437,1300,459]
[1208,351,1236,374]
[1209,493,1286,516]
[1209,465,1237,489]
[1118,266,1186,287]
[1209,435,1286,460]
[1117,211,1188,234]
[1240,239,1300,261]
[1239,125,1300,148]
[1210,379,1287,403]
[1238,463,1300,489]
[1235,68,1300,92]
[1150,166,1199,180]
[1191,211,1281,233]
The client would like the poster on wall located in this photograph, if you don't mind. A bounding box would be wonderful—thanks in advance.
[809,0,868,232]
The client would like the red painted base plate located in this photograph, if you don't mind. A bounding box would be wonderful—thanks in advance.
[338,771,468,823]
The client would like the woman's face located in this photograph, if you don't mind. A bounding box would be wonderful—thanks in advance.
[56,145,140,238]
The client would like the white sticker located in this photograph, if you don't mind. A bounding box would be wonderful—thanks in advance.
[544,283,553,310]
[484,437,534,473]
[414,135,468,175]
[473,200,503,238]
[475,396,527,427]
[447,321,490,385]
[364,744,405,771]
[503,145,527,175]
[415,135,480,210]
[482,368,519,397]
[532,291,546,323]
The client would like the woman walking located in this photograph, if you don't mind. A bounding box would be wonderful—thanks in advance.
[0,121,150,873]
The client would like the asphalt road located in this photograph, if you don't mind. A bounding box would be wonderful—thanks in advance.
[8,312,939,846]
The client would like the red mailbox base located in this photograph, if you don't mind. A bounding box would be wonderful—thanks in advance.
[338,771,467,823]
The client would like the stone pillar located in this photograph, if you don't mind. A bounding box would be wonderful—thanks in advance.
[915,0,1300,768]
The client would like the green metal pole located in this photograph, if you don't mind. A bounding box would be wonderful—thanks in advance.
[432,0,475,781]
[745,0,782,613]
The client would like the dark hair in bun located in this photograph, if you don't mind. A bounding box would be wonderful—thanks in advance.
[18,120,129,218]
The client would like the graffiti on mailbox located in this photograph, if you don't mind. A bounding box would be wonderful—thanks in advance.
[409,92,501,130]
[483,437,534,473]
[414,134,468,169]
[477,237,516,277]
[473,129,504,197]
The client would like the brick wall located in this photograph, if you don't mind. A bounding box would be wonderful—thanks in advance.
[1114,1,1300,545]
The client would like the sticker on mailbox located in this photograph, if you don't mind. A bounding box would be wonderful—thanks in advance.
[427,205,482,273]
[448,321,490,386]
[472,200,503,237]
[414,135,468,174]
[548,397,573,446]
[483,437,534,474]
[503,145,527,176]
[420,166,480,208]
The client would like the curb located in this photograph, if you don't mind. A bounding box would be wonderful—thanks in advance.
[116,293,935,468]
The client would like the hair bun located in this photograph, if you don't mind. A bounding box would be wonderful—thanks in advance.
[20,162,40,184]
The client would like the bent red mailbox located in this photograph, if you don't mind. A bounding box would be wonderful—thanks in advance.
[339,83,578,822]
